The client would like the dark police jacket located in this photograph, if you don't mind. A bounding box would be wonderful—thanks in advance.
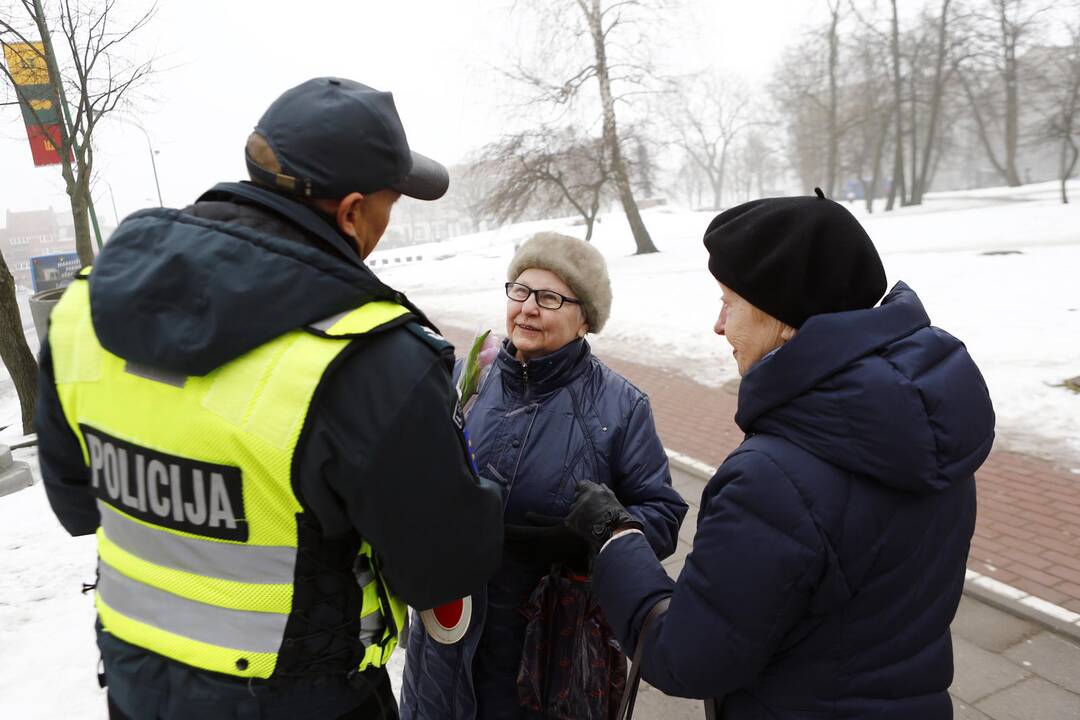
[34,182,503,719]
[594,283,995,719]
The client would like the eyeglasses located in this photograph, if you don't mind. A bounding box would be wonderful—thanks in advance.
[505,282,583,311]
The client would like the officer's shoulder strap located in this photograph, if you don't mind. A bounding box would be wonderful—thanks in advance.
[305,301,414,339]
[403,322,453,357]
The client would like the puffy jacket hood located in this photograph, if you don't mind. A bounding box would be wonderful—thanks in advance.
[87,183,407,376]
[736,282,995,494]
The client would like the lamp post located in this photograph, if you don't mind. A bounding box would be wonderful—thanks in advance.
[113,114,164,207]
[131,119,163,207]
[101,179,121,226]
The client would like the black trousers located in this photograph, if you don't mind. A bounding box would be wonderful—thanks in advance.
[107,671,400,720]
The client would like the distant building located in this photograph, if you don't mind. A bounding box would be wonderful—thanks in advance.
[1,209,68,289]
[0,209,112,290]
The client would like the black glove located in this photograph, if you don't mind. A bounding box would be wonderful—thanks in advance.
[565,482,644,555]
[504,512,590,572]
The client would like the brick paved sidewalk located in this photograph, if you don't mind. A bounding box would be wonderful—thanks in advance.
[439,324,1080,616]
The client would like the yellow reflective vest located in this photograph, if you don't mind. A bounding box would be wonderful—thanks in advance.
[48,272,408,679]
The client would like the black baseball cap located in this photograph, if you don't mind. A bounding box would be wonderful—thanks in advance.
[245,77,449,201]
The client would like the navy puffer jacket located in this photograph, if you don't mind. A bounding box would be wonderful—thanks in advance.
[593,283,995,719]
[401,338,688,719]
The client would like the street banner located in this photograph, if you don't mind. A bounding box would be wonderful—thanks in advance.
[30,252,81,292]
[2,41,70,167]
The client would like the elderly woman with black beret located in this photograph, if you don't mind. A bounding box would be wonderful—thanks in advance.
[401,232,687,720]
[565,191,996,719]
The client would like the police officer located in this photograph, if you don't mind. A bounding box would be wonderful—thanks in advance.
[34,77,504,720]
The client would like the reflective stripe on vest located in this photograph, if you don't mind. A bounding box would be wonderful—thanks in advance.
[49,275,410,678]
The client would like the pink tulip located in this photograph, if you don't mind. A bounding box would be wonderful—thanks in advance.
[478,333,501,369]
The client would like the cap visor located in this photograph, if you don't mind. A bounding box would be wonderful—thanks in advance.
[392,151,449,201]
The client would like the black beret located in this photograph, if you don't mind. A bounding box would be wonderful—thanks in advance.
[703,189,887,328]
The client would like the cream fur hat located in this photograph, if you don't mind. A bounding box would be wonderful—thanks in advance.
[507,232,612,333]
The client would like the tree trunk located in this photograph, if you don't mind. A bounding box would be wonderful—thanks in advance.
[826,3,840,199]
[715,143,731,209]
[1062,137,1079,204]
[867,114,890,214]
[1003,41,1022,186]
[0,254,38,434]
[70,181,95,266]
[913,0,952,205]
[908,68,919,206]
[585,0,657,255]
[886,0,906,211]
[584,189,600,242]
[710,172,724,210]
[962,73,1013,185]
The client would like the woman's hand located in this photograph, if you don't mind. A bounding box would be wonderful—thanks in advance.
[503,512,589,572]
[565,482,644,555]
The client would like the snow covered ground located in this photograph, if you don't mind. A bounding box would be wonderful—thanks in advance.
[0,179,1077,717]
[373,179,1080,466]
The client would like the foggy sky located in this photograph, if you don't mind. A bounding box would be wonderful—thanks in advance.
[0,0,826,222]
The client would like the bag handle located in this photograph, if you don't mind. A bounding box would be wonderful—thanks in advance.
[617,596,721,719]
[617,596,670,720]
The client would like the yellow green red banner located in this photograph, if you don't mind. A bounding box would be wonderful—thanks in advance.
[3,41,70,167]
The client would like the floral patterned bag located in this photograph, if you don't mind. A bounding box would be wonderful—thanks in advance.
[516,569,628,720]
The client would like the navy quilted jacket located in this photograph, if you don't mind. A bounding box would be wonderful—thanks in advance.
[401,338,687,719]
[593,283,995,719]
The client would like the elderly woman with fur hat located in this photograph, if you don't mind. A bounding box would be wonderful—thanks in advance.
[401,232,687,720]
[560,191,996,719]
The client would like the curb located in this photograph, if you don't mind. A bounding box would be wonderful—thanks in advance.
[664,448,1080,644]
[964,569,1080,642]
[0,460,33,498]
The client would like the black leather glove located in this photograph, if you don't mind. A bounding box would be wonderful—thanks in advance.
[565,482,644,555]
[504,512,590,573]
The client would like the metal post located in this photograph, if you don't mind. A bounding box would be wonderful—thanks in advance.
[88,197,103,249]
[104,181,120,225]
[117,117,163,207]
[146,130,163,207]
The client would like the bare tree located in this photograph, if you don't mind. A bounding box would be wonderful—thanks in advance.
[825,0,843,198]
[1,0,155,265]
[0,0,155,433]
[667,73,757,209]
[0,253,37,434]
[960,0,1051,187]
[476,127,613,241]
[885,0,908,209]
[728,130,781,203]
[771,35,835,194]
[508,0,661,254]
[910,0,968,204]
[670,156,709,210]
[841,25,892,212]
[1032,17,1080,203]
